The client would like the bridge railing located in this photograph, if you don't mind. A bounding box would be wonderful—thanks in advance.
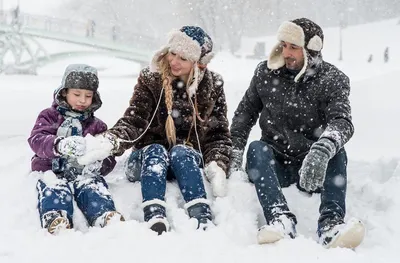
[0,9,160,51]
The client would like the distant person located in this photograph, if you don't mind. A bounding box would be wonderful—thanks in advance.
[112,25,119,41]
[86,19,95,37]
[77,26,232,235]
[28,64,124,234]
[12,5,20,20]
[11,5,20,28]
[229,18,365,249]
[91,20,96,37]
[384,47,389,63]
[86,20,90,37]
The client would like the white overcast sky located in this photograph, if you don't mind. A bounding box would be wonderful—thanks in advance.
[2,0,66,15]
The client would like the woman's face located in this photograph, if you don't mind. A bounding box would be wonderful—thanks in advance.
[167,51,193,81]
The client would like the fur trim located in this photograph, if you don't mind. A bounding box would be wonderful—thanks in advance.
[267,43,285,70]
[168,30,202,62]
[294,48,308,82]
[150,30,209,73]
[184,198,211,210]
[141,199,167,208]
[268,20,323,80]
[277,21,305,47]
[150,46,169,72]
[187,63,200,97]
[267,42,309,83]
[307,35,323,51]
[199,52,214,65]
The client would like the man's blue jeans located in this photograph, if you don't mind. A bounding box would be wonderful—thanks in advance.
[246,140,347,230]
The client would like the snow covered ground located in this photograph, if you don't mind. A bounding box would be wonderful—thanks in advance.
[0,19,399,263]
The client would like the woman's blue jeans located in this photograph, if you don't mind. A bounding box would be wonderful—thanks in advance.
[125,144,207,203]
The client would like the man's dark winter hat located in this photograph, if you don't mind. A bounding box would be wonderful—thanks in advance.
[268,18,324,82]
[150,25,214,72]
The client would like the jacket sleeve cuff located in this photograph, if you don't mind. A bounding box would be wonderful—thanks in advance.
[100,156,117,176]
[53,136,64,157]
[320,129,342,152]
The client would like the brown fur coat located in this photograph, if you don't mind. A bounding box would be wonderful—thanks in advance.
[109,67,232,173]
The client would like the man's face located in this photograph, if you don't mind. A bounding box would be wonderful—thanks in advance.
[281,41,305,70]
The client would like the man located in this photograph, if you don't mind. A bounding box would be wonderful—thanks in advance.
[229,18,365,249]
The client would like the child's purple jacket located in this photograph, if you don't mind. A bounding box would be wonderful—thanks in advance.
[28,105,116,176]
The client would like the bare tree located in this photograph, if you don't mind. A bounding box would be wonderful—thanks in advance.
[176,0,274,53]
[56,0,400,52]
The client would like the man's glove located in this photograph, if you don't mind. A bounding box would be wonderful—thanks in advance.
[204,161,227,197]
[227,148,244,177]
[299,138,337,192]
[56,136,86,157]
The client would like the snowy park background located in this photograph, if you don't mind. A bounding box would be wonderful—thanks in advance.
[0,1,400,263]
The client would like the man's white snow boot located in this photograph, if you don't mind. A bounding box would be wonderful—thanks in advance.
[257,215,297,244]
[318,218,365,249]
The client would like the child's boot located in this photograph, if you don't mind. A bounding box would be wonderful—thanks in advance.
[95,211,125,228]
[42,210,71,234]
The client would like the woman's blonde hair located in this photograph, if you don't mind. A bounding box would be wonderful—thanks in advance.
[158,53,195,147]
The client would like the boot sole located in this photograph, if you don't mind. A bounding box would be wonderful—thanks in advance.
[150,222,167,235]
[104,211,125,227]
[48,217,70,234]
[257,228,284,244]
[326,221,365,249]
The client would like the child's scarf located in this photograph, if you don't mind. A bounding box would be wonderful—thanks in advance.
[52,106,91,181]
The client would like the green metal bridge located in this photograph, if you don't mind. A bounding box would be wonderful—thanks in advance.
[0,10,159,74]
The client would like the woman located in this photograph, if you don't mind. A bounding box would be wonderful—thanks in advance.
[79,26,232,235]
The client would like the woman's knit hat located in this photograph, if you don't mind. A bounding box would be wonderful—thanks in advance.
[150,26,214,96]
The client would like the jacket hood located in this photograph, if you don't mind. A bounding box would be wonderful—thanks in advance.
[53,64,102,113]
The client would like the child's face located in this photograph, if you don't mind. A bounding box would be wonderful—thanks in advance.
[64,88,94,112]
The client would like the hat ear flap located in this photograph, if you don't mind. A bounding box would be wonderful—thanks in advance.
[199,52,214,65]
[150,46,169,72]
[307,35,323,51]
[267,43,285,70]
[294,48,308,82]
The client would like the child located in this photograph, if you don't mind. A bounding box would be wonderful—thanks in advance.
[28,64,124,234]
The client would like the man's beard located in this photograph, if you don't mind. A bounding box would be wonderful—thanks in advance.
[285,58,303,70]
